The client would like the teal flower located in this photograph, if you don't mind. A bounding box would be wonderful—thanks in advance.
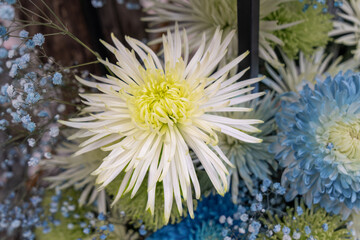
[218,92,279,201]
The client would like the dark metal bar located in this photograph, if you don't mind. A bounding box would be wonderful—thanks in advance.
[237,0,260,90]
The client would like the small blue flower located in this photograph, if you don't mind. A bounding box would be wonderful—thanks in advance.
[263,178,272,188]
[322,223,328,231]
[91,0,105,8]
[108,223,114,232]
[293,231,301,239]
[305,226,311,235]
[49,126,59,137]
[139,224,147,236]
[9,64,18,78]
[26,39,35,49]
[10,219,21,228]
[274,224,281,233]
[282,226,291,235]
[0,48,8,58]
[296,206,303,216]
[273,182,280,190]
[25,122,36,132]
[19,30,29,38]
[32,33,45,46]
[250,221,261,234]
[256,193,263,202]
[83,227,90,234]
[40,77,47,86]
[0,119,9,130]
[52,72,62,85]
[28,156,40,166]
[0,5,15,20]
[0,26,7,37]
[99,225,107,231]
[97,212,106,221]
[5,0,16,4]
[67,223,74,230]
[240,213,249,222]
[23,83,34,93]
[25,92,41,104]
[276,186,286,195]
[20,53,30,66]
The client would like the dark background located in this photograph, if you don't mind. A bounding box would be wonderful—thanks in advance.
[20,0,149,74]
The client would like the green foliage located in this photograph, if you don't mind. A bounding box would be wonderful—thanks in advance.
[106,171,214,231]
[260,200,350,239]
[106,173,187,232]
[268,1,333,58]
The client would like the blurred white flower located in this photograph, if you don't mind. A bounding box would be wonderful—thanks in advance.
[263,48,360,93]
[143,0,299,67]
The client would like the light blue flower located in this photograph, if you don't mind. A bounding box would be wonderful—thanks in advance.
[0,26,7,39]
[32,33,45,46]
[0,47,8,58]
[218,92,279,200]
[26,39,35,49]
[19,30,29,38]
[0,5,15,20]
[271,70,360,219]
[52,72,62,85]
[91,0,105,8]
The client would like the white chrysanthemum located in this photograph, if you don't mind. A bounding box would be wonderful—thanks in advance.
[263,48,360,93]
[329,0,360,59]
[44,140,107,213]
[142,0,298,67]
[59,27,264,222]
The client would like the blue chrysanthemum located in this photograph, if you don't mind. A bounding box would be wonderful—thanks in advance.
[271,70,360,219]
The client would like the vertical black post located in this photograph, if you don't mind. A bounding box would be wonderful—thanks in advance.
[237,0,259,91]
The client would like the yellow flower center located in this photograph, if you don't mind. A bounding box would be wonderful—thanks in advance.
[126,62,201,133]
[328,121,360,159]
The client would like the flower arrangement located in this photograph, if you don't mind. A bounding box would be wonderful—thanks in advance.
[1,0,360,239]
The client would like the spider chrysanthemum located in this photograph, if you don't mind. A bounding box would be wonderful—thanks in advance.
[271,71,360,218]
[263,48,359,94]
[142,0,299,67]
[59,27,264,222]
